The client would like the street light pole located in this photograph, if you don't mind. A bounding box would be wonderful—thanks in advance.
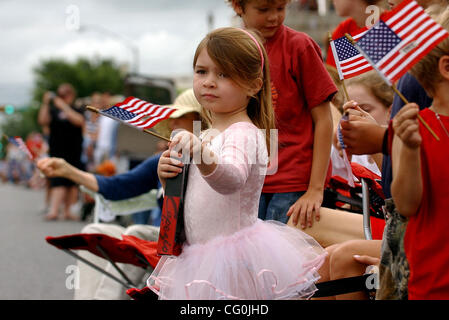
[78,24,139,74]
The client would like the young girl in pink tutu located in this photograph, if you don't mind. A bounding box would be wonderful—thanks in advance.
[149,27,327,300]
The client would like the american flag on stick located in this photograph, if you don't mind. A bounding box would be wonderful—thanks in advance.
[7,135,34,160]
[350,0,449,85]
[88,96,175,142]
[329,28,373,80]
[345,0,448,141]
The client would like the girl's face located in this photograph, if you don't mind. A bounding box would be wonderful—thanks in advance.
[347,84,390,125]
[193,48,251,117]
[233,0,287,39]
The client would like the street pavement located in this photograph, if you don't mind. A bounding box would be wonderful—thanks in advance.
[0,182,89,299]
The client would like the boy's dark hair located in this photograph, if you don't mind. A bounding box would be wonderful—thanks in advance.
[226,0,292,15]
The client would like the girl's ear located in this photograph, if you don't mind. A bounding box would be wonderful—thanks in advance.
[439,55,449,81]
[248,77,263,97]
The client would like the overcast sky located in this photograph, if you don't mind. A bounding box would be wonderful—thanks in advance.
[0,0,236,106]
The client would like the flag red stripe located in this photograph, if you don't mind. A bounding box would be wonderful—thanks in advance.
[387,32,449,82]
[379,22,443,72]
[381,0,415,22]
[378,24,446,80]
[342,67,373,79]
[126,106,173,125]
[138,104,159,114]
[340,55,367,68]
[121,98,144,111]
[126,100,147,112]
[141,109,176,129]
[115,96,136,108]
[130,108,175,129]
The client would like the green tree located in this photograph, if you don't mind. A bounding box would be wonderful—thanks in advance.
[32,57,125,103]
[0,57,126,159]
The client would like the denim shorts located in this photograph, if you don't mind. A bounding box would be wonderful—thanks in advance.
[258,191,306,224]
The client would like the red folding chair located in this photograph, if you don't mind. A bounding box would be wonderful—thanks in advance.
[46,233,160,289]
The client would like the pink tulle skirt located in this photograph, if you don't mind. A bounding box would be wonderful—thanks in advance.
[147,219,327,300]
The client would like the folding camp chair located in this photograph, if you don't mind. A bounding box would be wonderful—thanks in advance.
[80,186,159,224]
[323,162,386,240]
[46,233,160,290]
[45,188,161,294]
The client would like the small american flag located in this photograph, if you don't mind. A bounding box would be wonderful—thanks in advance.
[354,0,449,84]
[9,136,34,160]
[100,96,176,130]
[330,29,373,80]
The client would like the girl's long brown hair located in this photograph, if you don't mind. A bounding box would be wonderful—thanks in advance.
[193,27,276,156]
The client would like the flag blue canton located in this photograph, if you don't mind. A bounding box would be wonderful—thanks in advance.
[101,106,137,121]
[334,37,360,61]
[357,21,402,64]
[8,137,19,147]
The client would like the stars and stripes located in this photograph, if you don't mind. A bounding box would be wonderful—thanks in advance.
[354,0,449,84]
[330,28,373,80]
[100,96,176,130]
[8,136,34,160]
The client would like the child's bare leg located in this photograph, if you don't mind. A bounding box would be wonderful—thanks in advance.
[329,240,381,300]
[287,207,365,248]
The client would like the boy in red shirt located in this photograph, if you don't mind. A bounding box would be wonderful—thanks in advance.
[227,0,337,228]
[391,9,449,299]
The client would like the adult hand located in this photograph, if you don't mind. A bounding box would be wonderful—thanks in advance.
[37,157,70,178]
[340,116,386,155]
[286,188,323,229]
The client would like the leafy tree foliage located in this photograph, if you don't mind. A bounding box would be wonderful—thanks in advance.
[32,57,125,103]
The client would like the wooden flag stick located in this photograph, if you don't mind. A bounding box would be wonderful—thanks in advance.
[86,105,171,142]
[344,33,440,141]
[341,81,350,102]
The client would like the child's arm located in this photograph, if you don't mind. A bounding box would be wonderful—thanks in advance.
[391,103,422,217]
[170,128,258,194]
[169,130,218,176]
[287,101,333,229]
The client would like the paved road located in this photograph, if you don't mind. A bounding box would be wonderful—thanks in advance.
[0,183,89,299]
